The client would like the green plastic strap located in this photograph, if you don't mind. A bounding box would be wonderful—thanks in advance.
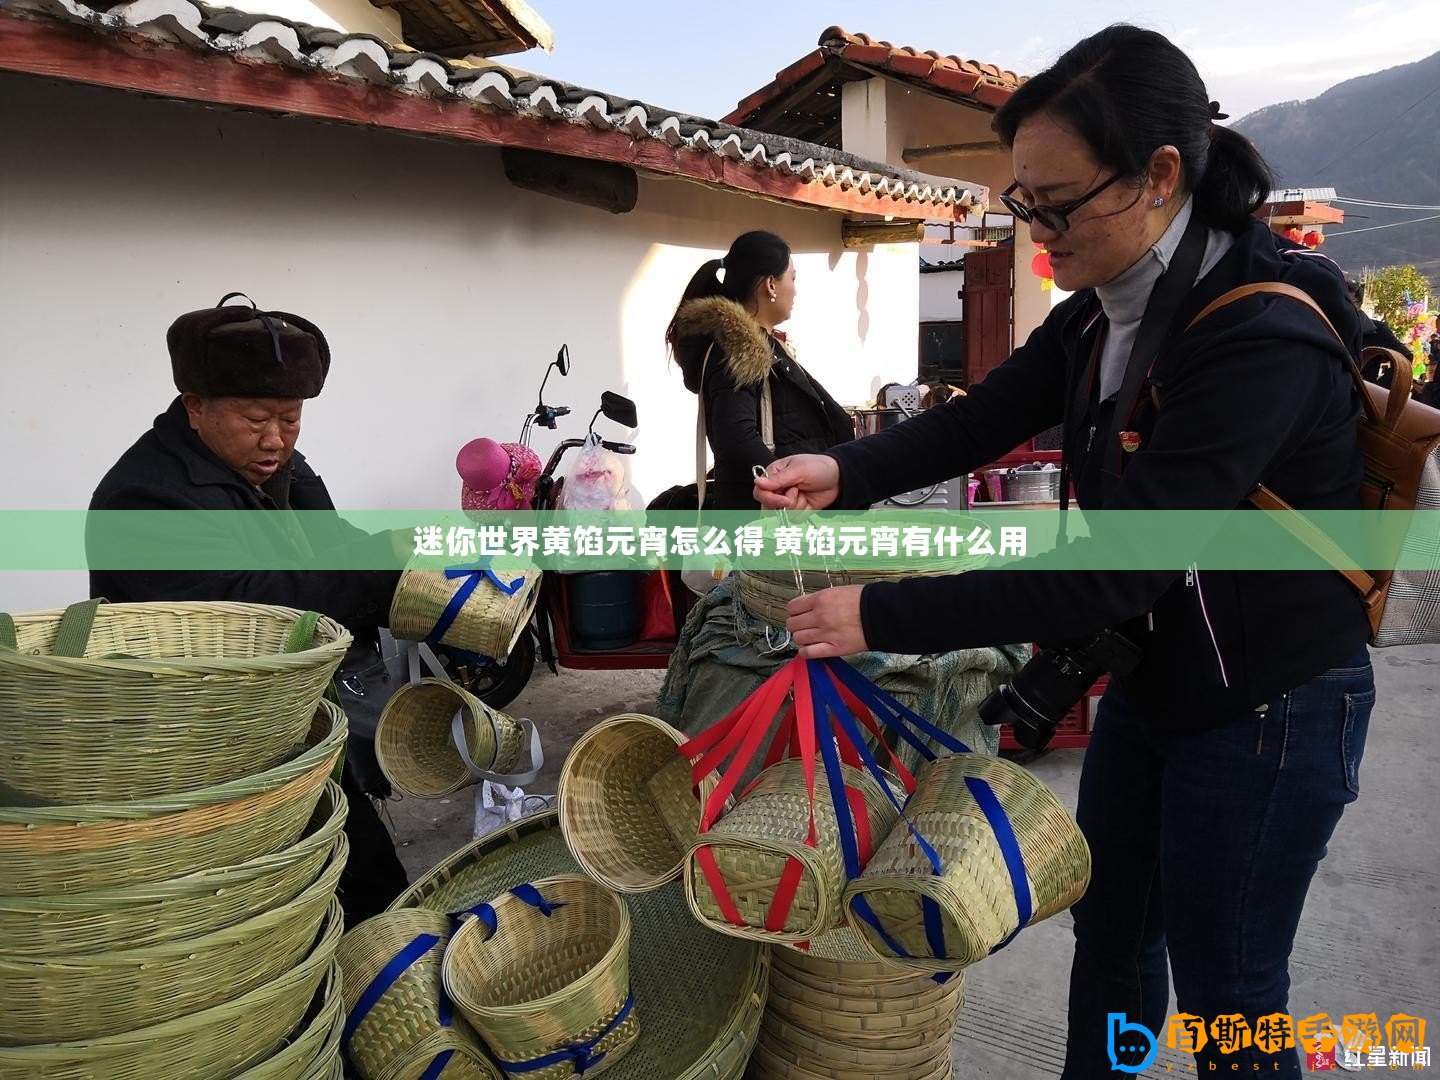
[283,611,322,654]
[0,613,14,651]
[52,599,103,658]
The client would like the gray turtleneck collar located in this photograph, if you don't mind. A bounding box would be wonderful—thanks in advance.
[1095,197,1234,399]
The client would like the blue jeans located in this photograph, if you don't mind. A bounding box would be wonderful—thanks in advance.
[1061,651,1374,1077]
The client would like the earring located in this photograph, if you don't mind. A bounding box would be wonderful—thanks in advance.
[768,291,777,302]
[1153,197,1165,207]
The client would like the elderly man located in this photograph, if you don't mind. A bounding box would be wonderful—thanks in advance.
[89,293,409,923]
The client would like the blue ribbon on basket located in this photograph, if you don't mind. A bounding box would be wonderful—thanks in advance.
[808,658,1034,975]
[427,557,526,644]
[343,932,457,1080]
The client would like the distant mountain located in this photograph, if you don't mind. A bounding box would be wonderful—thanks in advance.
[1236,51,1440,280]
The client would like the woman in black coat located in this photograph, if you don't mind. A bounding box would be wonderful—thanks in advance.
[666,231,854,510]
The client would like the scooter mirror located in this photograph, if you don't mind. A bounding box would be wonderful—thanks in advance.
[601,440,636,455]
[556,344,571,377]
[600,390,637,428]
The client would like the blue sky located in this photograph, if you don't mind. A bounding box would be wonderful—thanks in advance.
[503,0,1440,124]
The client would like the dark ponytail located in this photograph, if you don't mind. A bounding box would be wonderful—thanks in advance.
[992,25,1273,232]
[665,230,791,349]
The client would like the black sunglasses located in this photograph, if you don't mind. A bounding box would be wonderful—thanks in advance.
[999,173,1125,233]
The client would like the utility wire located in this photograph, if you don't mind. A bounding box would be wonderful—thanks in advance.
[1335,197,1440,211]
[1327,213,1440,236]
[1303,79,1440,177]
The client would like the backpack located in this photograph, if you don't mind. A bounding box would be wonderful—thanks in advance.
[1188,282,1440,646]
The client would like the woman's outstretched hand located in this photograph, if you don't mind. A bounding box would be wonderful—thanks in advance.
[786,585,867,659]
[753,454,842,511]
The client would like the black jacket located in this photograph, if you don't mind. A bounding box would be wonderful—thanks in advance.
[829,220,1371,730]
[673,297,854,509]
[88,397,400,641]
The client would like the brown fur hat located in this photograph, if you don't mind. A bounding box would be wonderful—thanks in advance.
[167,293,330,399]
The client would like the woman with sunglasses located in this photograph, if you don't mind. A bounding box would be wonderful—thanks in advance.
[755,24,1373,1078]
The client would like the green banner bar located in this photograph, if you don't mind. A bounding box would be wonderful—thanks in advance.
[6,508,1435,573]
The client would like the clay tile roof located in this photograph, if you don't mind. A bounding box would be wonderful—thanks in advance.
[724,27,1025,142]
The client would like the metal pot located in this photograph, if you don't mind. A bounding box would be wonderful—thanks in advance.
[852,408,906,438]
[984,463,1062,503]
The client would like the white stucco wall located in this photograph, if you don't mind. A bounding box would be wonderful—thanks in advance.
[919,269,964,322]
[0,73,918,610]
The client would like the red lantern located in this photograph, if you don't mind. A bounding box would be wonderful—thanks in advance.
[1030,251,1054,279]
[1284,226,1303,243]
[1302,230,1322,248]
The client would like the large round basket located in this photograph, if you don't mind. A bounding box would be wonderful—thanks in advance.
[0,832,345,1044]
[684,759,898,945]
[376,678,528,799]
[390,566,541,661]
[0,601,350,804]
[336,908,498,1080]
[233,960,344,1080]
[0,699,346,896]
[392,812,770,1080]
[444,875,637,1080]
[843,754,1091,972]
[0,897,342,1080]
[558,713,717,893]
[0,780,346,957]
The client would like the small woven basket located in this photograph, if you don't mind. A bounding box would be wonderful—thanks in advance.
[0,832,346,1044]
[684,759,898,945]
[558,713,717,893]
[390,566,541,660]
[0,601,350,804]
[337,908,498,1080]
[0,698,345,896]
[233,960,344,1080]
[843,754,1091,972]
[0,779,346,957]
[376,678,527,799]
[443,875,638,1080]
[0,897,342,1080]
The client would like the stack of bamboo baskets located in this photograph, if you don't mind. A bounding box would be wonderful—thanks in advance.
[0,600,354,1080]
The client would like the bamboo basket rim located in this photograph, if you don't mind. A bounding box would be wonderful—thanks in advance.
[443,873,631,1022]
[0,833,346,976]
[0,698,346,827]
[375,677,521,799]
[0,897,343,1062]
[232,961,344,1080]
[0,780,346,915]
[0,601,351,676]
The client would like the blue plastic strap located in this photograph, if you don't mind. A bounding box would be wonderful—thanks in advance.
[493,993,636,1075]
[965,775,1033,953]
[510,882,565,917]
[823,658,972,757]
[343,933,442,1050]
[811,682,862,880]
[418,1051,455,1080]
[427,559,524,643]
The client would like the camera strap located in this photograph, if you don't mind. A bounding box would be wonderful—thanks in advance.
[1061,211,1209,513]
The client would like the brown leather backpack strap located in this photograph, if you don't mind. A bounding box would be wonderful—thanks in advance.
[1186,281,1381,427]
[1250,483,1377,599]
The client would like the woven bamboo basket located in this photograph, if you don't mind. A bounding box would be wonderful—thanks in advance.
[684,759,899,945]
[390,566,541,660]
[747,1034,953,1080]
[0,897,342,1080]
[757,1011,952,1075]
[444,875,637,1080]
[0,780,346,958]
[558,713,719,893]
[0,699,345,896]
[0,601,350,804]
[376,678,527,799]
[233,960,344,1080]
[393,812,769,1080]
[337,907,498,1080]
[0,831,346,1044]
[843,754,1091,972]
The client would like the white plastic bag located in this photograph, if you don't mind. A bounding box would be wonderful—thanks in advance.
[472,781,555,839]
[556,435,642,511]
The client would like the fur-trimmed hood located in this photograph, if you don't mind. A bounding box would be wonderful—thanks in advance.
[671,297,776,393]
